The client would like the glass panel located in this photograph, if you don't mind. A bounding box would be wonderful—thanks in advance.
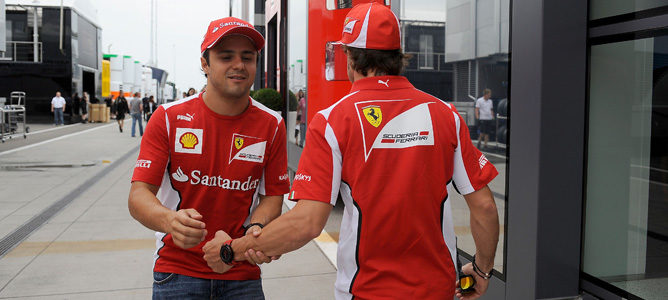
[419,34,434,69]
[325,42,348,81]
[583,33,668,299]
[442,0,509,276]
[289,0,308,147]
[326,0,353,10]
[590,0,668,20]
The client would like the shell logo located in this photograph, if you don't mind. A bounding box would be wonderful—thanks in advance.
[179,133,199,149]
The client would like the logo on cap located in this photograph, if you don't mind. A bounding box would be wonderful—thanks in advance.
[343,18,357,34]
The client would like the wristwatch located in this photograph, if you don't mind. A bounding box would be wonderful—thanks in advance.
[220,239,241,266]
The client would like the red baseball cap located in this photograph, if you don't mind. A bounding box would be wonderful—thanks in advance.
[201,17,265,54]
[336,2,401,50]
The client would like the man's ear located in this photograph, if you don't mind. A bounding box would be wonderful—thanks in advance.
[201,56,209,76]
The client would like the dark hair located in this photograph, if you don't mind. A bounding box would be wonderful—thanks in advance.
[343,46,409,76]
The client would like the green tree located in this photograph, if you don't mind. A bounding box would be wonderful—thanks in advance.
[253,88,283,111]
[289,90,297,111]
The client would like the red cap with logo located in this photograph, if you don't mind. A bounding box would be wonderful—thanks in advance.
[201,17,265,54]
[336,2,401,50]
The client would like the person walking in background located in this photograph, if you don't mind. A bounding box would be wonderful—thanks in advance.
[72,92,80,122]
[81,92,90,123]
[475,88,494,150]
[142,94,150,121]
[145,95,156,121]
[115,91,129,132]
[51,91,66,126]
[187,87,197,97]
[129,92,144,137]
[295,89,306,146]
[110,94,117,119]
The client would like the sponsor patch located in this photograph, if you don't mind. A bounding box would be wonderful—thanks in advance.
[294,173,312,182]
[171,166,260,191]
[362,105,383,128]
[356,100,435,161]
[234,137,244,150]
[177,113,195,122]
[172,166,189,182]
[229,133,266,164]
[135,159,152,169]
[479,154,489,169]
[175,128,204,154]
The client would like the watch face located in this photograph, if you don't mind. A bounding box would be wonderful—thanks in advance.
[221,244,233,264]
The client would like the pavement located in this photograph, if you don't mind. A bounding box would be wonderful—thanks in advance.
[0,120,337,299]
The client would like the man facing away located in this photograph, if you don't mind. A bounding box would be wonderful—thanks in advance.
[475,88,494,150]
[129,92,144,137]
[203,3,500,300]
[51,91,66,126]
[128,17,290,299]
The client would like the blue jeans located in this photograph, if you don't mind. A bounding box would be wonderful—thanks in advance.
[131,112,143,137]
[53,108,64,125]
[152,272,265,300]
[299,123,306,147]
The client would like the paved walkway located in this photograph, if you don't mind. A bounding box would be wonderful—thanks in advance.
[0,121,336,299]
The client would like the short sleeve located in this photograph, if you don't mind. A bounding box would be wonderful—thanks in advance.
[260,120,290,196]
[475,99,481,108]
[131,105,170,186]
[451,108,498,194]
[289,113,340,205]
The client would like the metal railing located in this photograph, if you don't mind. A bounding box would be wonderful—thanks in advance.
[405,52,446,71]
[1,41,43,62]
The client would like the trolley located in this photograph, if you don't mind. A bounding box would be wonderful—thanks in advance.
[0,91,30,143]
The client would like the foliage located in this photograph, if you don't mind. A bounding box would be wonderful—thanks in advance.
[289,90,298,111]
[253,88,283,111]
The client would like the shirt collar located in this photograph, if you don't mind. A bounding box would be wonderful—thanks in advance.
[350,75,414,92]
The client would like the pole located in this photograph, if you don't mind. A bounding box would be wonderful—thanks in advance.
[33,7,38,62]
[59,0,63,52]
[150,0,154,66]
[154,0,158,66]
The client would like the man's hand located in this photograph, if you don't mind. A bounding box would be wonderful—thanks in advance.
[242,227,281,265]
[202,230,234,273]
[455,263,490,300]
[167,208,207,249]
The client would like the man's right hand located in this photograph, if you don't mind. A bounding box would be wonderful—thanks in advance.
[167,208,207,249]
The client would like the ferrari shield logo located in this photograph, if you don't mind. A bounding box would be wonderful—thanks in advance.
[234,137,244,149]
[363,106,382,128]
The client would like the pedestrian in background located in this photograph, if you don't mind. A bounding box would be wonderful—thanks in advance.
[475,89,494,150]
[115,91,129,132]
[81,92,90,123]
[51,91,66,126]
[72,92,80,122]
[187,87,197,97]
[295,89,306,147]
[145,95,156,121]
[129,92,144,137]
[142,94,150,121]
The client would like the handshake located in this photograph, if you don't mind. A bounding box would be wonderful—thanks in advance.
[167,208,280,274]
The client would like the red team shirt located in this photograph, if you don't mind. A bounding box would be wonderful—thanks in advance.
[132,93,290,280]
[290,76,498,299]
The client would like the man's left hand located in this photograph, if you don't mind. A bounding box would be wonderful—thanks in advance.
[202,230,234,274]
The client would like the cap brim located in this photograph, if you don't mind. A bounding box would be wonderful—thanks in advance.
[203,26,265,54]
